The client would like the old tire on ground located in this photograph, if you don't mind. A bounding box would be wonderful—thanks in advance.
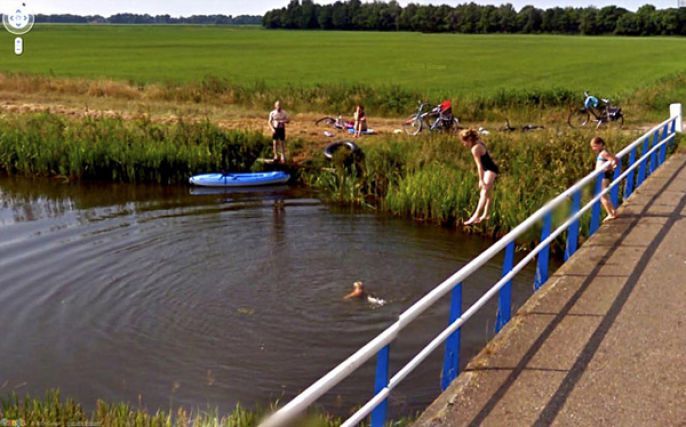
[324,140,361,160]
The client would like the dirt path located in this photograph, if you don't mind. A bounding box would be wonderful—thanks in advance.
[0,91,419,163]
[0,95,404,137]
[0,89,658,165]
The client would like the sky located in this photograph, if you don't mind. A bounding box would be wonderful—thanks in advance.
[10,0,681,17]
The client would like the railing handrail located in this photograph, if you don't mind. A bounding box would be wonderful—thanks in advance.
[260,109,681,427]
[341,130,677,426]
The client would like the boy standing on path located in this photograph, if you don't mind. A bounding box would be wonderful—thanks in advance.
[268,101,289,163]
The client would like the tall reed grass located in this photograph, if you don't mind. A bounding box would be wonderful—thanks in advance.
[306,128,648,249]
[0,390,354,427]
[0,114,271,184]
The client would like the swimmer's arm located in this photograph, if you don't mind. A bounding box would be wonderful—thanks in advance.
[268,112,276,131]
[343,291,356,300]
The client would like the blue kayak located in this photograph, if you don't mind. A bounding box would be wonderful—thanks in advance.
[189,171,290,187]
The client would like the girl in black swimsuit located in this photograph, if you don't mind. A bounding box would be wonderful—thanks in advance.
[460,129,499,225]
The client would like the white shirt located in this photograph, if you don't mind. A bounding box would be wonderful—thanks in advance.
[269,109,288,129]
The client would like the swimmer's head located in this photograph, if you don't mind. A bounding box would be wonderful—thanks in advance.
[353,281,364,290]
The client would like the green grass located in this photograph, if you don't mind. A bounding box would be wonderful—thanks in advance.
[0,113,274,183]
[2,25,686,100]
[0,112,678,248]
[0,390,348,427]
[305,128,679,249]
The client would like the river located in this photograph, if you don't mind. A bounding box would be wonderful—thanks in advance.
[0,176,548,419]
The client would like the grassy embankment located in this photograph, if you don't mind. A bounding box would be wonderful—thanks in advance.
[1,111,677,252]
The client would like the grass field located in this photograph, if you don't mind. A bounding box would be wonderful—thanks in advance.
[2,25,686,100]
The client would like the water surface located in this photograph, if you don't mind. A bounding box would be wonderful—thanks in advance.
[0,176,546,418]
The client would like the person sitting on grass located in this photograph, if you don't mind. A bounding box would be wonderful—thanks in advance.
[460,129,499,226]
[438,99,454,126]
[353,105,367,138]
[591,136,619,222]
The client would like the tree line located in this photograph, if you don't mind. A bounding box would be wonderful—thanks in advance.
[263,1,686,35]
[36,14,262,25]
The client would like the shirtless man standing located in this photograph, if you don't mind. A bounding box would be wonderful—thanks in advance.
[268,101,289,163]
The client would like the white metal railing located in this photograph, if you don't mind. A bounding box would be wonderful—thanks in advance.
[260,104,683,427]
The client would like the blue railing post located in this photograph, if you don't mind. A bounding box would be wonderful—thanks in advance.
[659,124,669,165]
[496,241,515,333]
[565,190,582,261]
[624,148,636,200]
[590,174,603,236]
[637,137,649,186]
[534,212,552,291]
[650,130,659,174]
[371,346,390,427]
[441,283,462,391]
[610,158,622,207]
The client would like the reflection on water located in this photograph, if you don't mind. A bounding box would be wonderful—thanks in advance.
[0,175,551,418]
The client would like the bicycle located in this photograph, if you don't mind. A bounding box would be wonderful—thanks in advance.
[403,101,461,136]
[568,92,624,129]
[315,116,353,130]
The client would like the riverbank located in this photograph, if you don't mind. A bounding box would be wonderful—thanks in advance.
[304,127,663,249]
[0,111,673,249]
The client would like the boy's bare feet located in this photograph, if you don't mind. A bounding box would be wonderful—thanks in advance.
[603,213,618,223]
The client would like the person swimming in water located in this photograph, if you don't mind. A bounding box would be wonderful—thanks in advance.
[344,281,385,306]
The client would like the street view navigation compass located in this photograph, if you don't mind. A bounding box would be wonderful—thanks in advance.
[2,2,35,55]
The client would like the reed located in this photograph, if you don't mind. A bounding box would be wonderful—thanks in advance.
[0,114,271,184]
[0,390,412,427]
[0,112,677,248]
[307,127,652,248]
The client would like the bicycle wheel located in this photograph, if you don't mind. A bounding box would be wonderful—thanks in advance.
[450,117,463,133]
[609,114,624,129]
[403,116,423,136]
[315,117,337,128]
[568,109,591,128]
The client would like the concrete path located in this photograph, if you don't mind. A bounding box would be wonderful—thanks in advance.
[415,153,686,427]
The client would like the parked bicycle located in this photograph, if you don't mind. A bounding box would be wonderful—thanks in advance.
[315,115,354,130]
[568,91,624,129]
[403,100,461,136]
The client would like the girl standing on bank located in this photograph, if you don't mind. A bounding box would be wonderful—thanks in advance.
[460,129,499,226]
[591,136,618,222]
